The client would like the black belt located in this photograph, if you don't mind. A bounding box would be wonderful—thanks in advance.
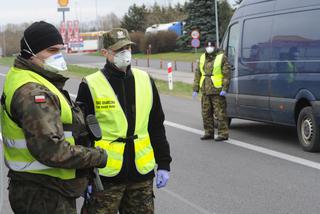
[111,135,138,143]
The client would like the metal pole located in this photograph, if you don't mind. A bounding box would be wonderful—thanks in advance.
[215,0,220,48]
[63,11,65,22]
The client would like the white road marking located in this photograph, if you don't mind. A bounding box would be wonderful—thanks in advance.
[164,120,320,171]
[161,188,214,214]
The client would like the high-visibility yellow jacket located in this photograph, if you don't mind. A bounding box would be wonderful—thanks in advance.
[1,67,76,180]
[84,68,156,177]
[199,53,224,88]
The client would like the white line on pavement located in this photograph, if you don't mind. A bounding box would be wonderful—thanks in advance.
[161,188,214,214]
[164,120,320,171]
[0,73,6,77]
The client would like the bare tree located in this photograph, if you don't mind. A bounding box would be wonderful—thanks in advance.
[98,13,121,31]
[1,23,29,56]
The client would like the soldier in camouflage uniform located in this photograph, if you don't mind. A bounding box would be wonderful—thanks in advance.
[76,28,172,214]
[193,41,231,141]
[0,21,107,214]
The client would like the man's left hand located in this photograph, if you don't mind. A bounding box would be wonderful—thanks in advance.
[219,90,226,97]
[156,170,169,188]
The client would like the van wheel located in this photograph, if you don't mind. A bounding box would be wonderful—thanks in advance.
[297,107,320,152]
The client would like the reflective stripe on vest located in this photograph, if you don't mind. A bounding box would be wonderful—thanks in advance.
[85,69,155,177]
[199,53,224,88]
[1,67,75,180]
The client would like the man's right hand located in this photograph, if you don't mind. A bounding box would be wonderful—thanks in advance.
[192,91,198,99]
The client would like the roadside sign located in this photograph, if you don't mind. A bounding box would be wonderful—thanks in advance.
[58,0,69,7]
[57,7,70,12]
[167,62,173,90]
[73,20,80,42]
[67,21,73,42]
[191,38,200,48]
[60,21,66,43]
[191,30,200,39]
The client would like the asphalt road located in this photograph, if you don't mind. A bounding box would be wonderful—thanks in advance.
[1,64,320,214]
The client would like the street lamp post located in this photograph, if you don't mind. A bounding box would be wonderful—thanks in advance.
[215,0,220,48]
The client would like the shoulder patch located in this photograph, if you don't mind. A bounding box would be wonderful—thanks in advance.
[34,95,46,103]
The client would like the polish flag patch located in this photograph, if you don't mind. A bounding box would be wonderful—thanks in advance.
[34,95,46,103]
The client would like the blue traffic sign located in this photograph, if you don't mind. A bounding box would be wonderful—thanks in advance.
[191,38,200,48]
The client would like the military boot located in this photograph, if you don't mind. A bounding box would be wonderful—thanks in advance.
[214,136,228,141]
[200,134,215,140]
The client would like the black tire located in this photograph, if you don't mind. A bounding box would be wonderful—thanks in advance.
[297,106,320,152]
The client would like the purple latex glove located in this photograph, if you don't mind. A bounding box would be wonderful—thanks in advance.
[192,91,198,99]
[219,90,226,97]
[156,170,169,188]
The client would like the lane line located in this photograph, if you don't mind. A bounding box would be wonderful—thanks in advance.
[165,120,320,171]
[161,189,214,214]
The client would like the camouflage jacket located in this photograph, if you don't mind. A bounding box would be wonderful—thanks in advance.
[6,56,107,197]
[193,50,231,95]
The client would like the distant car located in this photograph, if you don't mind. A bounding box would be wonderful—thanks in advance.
[221,0,320,152]
[145,22,183,36]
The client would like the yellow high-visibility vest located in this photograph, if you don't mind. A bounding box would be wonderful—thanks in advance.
[84,68,155,177]
[1,67,76,180]
[199,53,224,88]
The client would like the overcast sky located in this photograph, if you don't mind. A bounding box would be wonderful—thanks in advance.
[0,0,235,26]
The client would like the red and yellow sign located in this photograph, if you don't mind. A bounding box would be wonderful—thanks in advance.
[58,0,69,7]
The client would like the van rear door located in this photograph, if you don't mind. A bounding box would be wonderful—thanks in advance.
[237,15,273,121]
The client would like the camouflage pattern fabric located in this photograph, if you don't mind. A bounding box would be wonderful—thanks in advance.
[9,180,77,214]
[83,179,154,214]
[10,81,106,171]
[102,28,135,51]
[201,93,229,138]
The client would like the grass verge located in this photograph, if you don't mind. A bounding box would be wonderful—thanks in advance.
[89,51,203,62]
[0,57,192,98]
[0,57,14,66]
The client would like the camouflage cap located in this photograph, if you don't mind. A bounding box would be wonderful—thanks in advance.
[103,28,135,51]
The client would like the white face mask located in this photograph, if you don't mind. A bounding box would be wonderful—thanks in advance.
[206,47,215,54]
[43,53,68,73]
[113,50,132,69]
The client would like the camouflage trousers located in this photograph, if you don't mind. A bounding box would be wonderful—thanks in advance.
[83,179,154,214]
[8,179,77,214]
[201,94,229,138]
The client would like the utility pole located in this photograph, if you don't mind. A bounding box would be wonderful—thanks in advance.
[215,0,220,48]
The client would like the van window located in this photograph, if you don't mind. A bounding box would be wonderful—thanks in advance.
[242,16,273,62]
[221,30,228,51]
[272,9,320,73]
[227,23,239,67]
